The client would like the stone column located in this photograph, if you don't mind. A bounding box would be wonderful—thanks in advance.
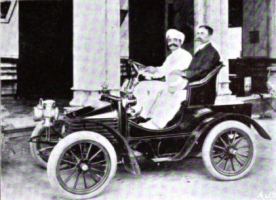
[194,0,240,105]
[70,0,120,107]
[268,0,276,59]
[194,0,206,27]
[120,0,129,58]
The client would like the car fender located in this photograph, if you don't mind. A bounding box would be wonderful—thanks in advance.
[196,112,272,141]
[171,112,271,161]
[87,121,141,176]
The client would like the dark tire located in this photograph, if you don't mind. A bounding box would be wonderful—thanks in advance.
[202,120,256,181]
[47,131,117,199]
[30,122,62,168]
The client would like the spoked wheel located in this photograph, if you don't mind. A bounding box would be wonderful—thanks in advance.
[30,121,63,168]
[47,131,117,199]
[202,120,256,180]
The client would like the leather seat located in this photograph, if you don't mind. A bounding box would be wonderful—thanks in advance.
[185,63,224,107]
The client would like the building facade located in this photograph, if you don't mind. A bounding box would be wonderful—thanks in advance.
[1,0,276,105]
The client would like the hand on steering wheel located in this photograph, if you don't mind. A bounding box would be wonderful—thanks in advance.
[144,66,158,74]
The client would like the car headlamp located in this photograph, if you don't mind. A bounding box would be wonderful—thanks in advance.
[33,98,59,126]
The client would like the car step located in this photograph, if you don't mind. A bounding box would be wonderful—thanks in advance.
[152,157,173,162]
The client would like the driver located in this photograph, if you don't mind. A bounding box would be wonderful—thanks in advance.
[139,74,188,129]
[132,29,192,119]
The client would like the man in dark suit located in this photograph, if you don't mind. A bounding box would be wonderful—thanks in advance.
[171,25,221,81]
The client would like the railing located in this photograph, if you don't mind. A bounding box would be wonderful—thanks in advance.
[1,58,17,96]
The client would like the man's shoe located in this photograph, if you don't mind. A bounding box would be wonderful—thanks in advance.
[135,116,150,123]
[132,150,143,157]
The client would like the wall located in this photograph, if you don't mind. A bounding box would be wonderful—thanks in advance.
[228,27,242,59]
[0,1,18,58]
[242,0,269,57]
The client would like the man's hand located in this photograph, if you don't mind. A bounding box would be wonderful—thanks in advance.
[144,66,158,74]
[169,70,185,77]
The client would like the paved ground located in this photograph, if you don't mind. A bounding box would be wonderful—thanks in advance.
[1,118,276,200]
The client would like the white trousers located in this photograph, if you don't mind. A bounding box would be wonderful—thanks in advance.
[133,81,167,118]
[141,90,186,129]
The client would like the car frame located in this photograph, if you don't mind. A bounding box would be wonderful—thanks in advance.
[29,60,271,199]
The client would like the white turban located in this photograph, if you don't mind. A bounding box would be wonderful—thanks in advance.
[166,29,185,45]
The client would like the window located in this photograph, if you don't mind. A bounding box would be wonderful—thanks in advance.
[0,0,17,23]
[228,0,243,27]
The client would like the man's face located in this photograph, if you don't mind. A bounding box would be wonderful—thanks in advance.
[167,37,181,51]
[195,28,211,44]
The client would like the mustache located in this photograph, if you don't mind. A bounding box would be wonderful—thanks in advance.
[169,44,178,47]
[195,38,203,42]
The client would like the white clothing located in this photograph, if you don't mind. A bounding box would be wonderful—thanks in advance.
[148,48,192,81]
[133,48,192,118]
[140,89,187,129]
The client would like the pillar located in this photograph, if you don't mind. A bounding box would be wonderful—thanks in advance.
[70,0,120,107]
[268,0,276,59]
[194,0,241,105]
[120,0,129,58]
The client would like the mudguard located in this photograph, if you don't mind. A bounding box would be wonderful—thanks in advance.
[196,112,271,140]
[171,112,271,161]
[87,121,141,175]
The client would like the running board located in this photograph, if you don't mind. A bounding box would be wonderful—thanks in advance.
[152,157,173,162]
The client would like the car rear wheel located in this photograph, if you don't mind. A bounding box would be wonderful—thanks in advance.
[202,120,256,181]
[47,131,117,199]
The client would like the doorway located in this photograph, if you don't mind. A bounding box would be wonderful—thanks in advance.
[18,0,73,98]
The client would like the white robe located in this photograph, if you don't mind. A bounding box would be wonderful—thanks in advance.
[140,89,187,129]
[133,48,192,118]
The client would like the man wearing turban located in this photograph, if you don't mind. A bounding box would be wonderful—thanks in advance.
[132,29,192,119]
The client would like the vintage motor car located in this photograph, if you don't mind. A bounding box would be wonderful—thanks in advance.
[29,60,271,199]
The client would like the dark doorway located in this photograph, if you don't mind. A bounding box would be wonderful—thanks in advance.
[129,0,166,66]
[18,0,73,99]
[167,0,194,54]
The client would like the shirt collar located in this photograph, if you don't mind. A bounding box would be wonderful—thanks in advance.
[195,41,211,53]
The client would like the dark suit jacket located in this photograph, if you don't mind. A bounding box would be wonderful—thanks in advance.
[185,43,220,82]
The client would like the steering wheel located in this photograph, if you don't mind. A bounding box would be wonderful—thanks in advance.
[128,60,147,76]
[120,60,147,94]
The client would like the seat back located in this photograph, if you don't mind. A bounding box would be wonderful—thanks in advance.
[186,63,224,107]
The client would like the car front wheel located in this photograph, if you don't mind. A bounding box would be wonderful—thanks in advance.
[202,120,256,181]
[47,131,117,199]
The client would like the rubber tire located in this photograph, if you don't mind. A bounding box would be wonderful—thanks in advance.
[202,120,257,181]
[30,122,50,168]
[47,131,117,200]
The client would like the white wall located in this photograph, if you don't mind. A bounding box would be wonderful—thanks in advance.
[0,1,19,58]
[227,27,242,59]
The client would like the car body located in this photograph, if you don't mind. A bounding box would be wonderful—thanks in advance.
[29,60,271,199]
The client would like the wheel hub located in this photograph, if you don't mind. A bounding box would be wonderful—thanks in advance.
[80,163,89,171]
[228,148,237,155]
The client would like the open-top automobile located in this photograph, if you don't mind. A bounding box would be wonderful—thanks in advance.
[29,60,271,199]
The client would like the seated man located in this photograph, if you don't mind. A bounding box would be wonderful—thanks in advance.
[171,25,221,82]
[137,25,220,129]
[132,29,192,119]
[139,74,188,129]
